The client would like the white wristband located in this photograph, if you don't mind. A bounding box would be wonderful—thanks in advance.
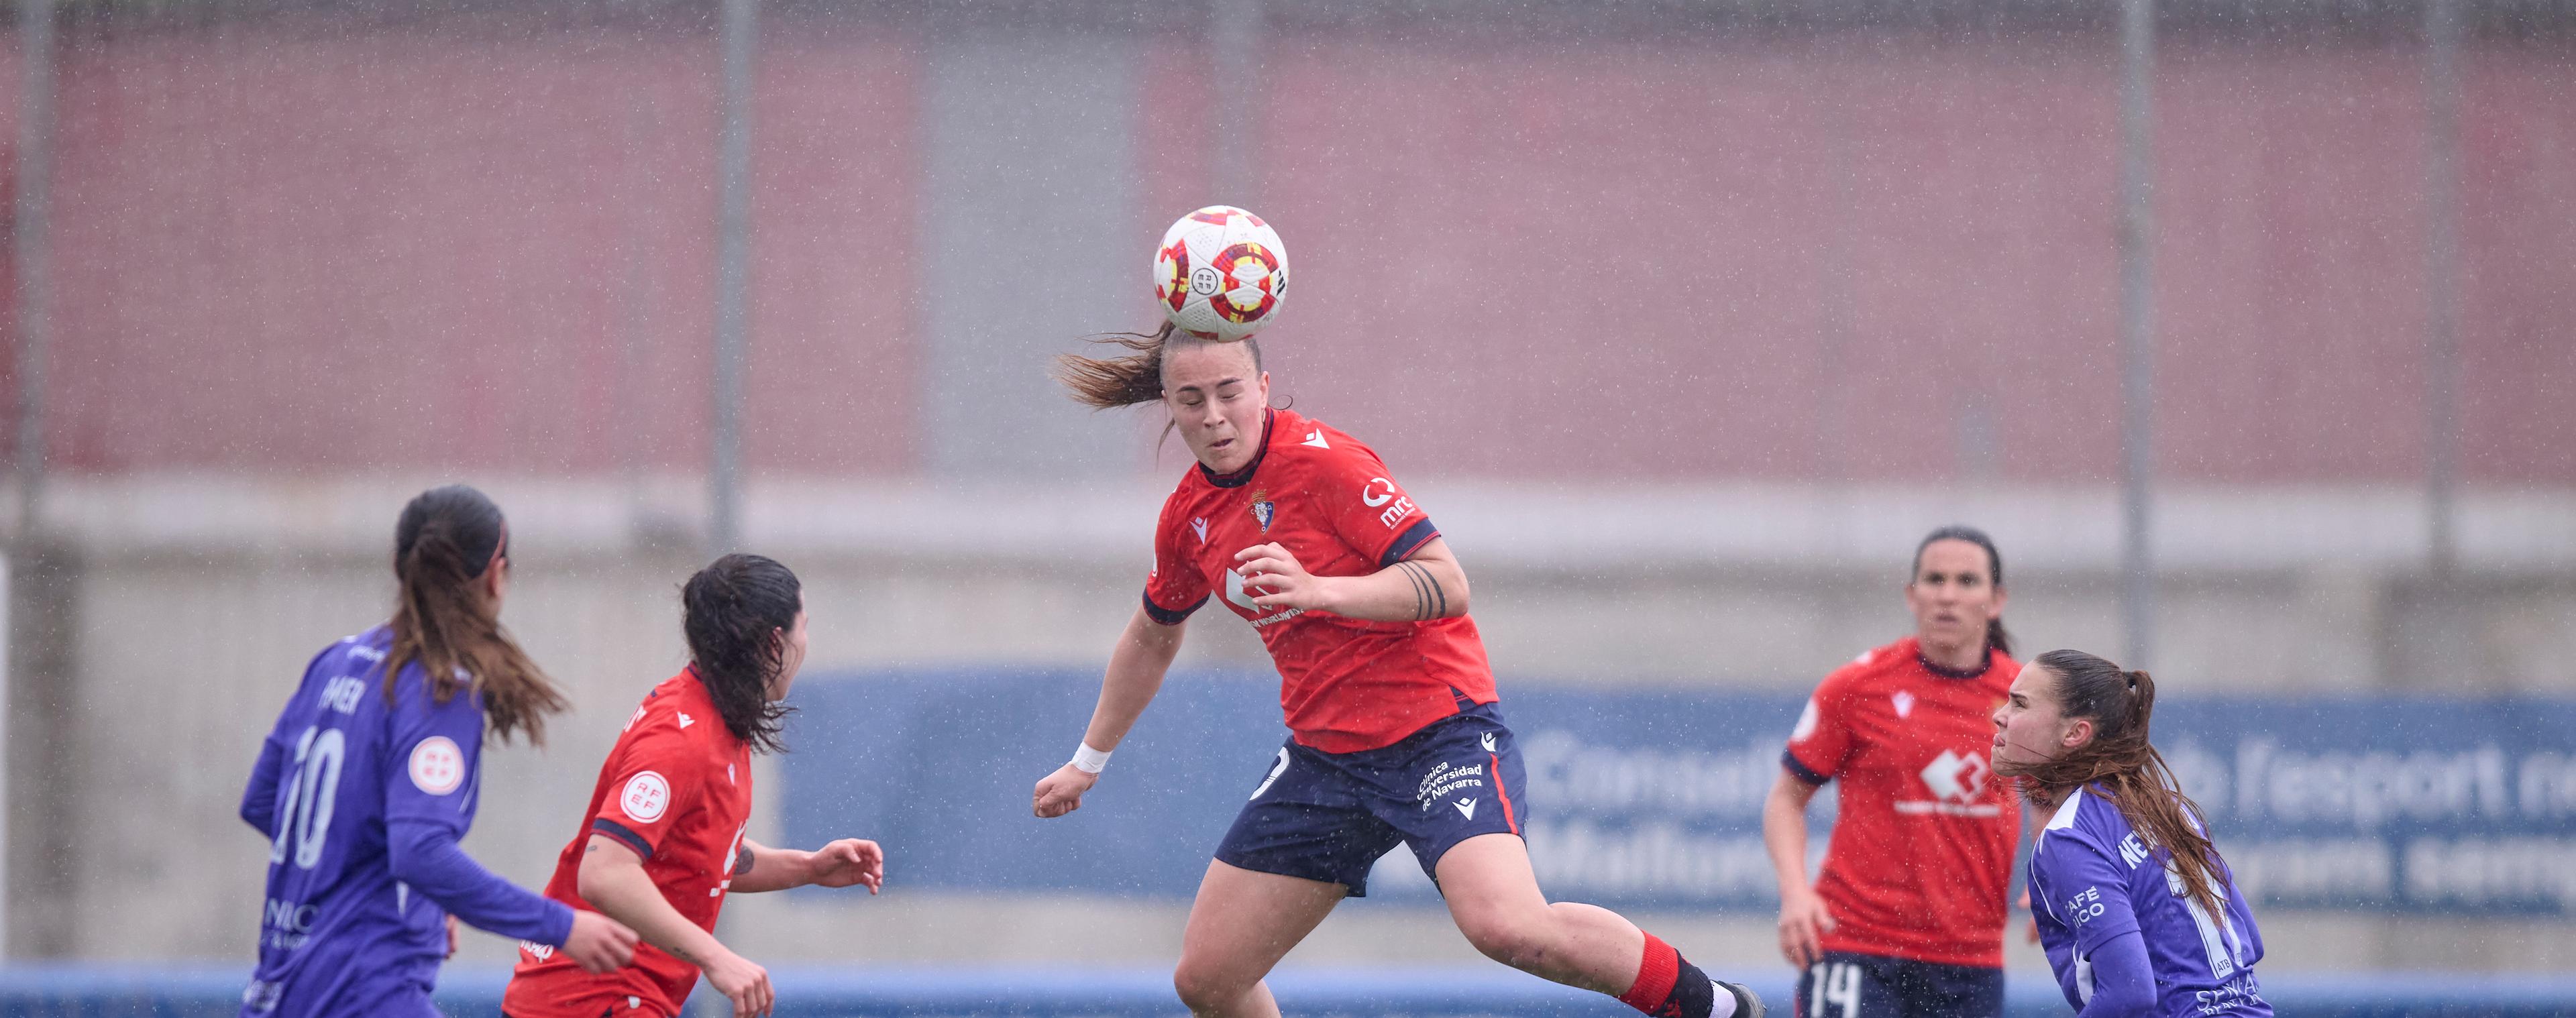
[1069,742,1112,775]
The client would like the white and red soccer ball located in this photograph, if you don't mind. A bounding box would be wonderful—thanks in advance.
[1153,205,1289,342]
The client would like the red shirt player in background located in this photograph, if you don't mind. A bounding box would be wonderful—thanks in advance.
[1032,321,1764,1018]
[1762,526,2022,1018]
[504,555,885,1018]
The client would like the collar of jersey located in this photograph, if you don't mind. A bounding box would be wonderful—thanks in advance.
[1197,408,1277,489]
[1915,646,1992,680]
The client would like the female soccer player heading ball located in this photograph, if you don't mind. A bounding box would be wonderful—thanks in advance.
[1993,651,2269,1017]
[1032,325,1763,1018]
[1764,526,2021,1018]
[504,554,885,1018]
[239,485,637,1017]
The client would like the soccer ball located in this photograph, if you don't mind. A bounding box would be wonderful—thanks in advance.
[1153,205,1289,341]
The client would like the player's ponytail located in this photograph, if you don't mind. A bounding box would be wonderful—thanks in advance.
[681,553,800,755]
[1055,321,1264,410]
[1912,524,2011,657]
[1998,649,2226,922]
[384,484,567,745]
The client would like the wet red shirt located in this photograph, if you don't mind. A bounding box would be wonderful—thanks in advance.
[1784,637,2023,968]
[506,669,753,1017]
[1144,408,1497,753]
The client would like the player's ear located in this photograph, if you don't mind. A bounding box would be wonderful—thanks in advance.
[2059,716,2094,751]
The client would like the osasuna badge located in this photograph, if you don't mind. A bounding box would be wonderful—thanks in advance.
[1249,490,1275,532]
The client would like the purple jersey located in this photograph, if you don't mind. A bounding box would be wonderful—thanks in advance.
[239,626,571,1017]
[2027,789,2269,1017]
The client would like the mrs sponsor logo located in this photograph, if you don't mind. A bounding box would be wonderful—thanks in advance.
[1360,477,1415,528]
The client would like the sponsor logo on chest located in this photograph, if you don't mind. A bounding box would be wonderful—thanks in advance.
[1896,748,2001,817]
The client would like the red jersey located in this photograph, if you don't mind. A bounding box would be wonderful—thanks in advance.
[1143,407,1497,754]
[506,669,753,1018]
[1783,636,2022,968]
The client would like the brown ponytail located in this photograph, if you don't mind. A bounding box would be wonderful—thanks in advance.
[1999,649,2226,921]
[1055,321,1263,410]
[384,485,568,745]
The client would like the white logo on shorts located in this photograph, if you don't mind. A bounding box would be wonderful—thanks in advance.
[407,736,465,796]
[1454,798,1479,820]
[1249,748,1290,800]
[621,771,672,823]
[1480,732,1497,752]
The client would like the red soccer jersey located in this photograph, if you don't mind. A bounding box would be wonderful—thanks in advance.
[506,669,754,1018]
[1144,407,1497,754]
[1783,636,2023,968]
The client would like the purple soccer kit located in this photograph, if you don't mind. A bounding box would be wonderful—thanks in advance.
[239,626,571,1017]
[2027,790,2271,1018]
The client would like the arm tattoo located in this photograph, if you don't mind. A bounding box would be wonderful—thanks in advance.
[1394,561,1445,620]
[733,844,755,876]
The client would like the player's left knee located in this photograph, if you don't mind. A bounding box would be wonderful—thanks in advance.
[1456,913,1554,973]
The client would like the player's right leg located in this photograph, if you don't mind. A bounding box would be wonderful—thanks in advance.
[1177,740,1399,1018]
[1171,860,1347,1018]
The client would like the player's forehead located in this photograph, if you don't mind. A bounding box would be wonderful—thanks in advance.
[2008,663,2053,699]
[1915,539,1993,577]
[1162,341,1257,391]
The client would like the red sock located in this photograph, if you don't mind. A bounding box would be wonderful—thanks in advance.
[1618,932,1680,1014]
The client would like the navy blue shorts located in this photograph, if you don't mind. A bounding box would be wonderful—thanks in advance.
[1795,950,2004,1018]
[1214,702,1527,897]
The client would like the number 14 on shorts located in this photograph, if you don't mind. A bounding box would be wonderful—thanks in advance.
[1804,962,1862,1018]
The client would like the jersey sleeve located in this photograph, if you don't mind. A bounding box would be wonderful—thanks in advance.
[2031,825,2145,959]
[1142,492,1210,625]
[1311,437,1439,569]
[382,669,575,946]
[382,668,486,838]
[1782,667,1862,784]
[241,644,335,837]
[586,726,708,861]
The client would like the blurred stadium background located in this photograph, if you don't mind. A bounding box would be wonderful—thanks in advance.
[0,0,2569,1012]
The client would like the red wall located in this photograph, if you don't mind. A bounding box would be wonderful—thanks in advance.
[10,19,2573,484]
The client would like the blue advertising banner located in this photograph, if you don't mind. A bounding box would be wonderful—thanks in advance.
[780,669,2576,914]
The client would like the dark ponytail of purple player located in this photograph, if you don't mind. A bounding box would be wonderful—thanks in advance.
[1996,649,2226,921]
[384,484,568,745]
[681,553,800,755]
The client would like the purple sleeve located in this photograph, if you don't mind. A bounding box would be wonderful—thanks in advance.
[381,672,574,946]
[2032,828,2143,957]
[386,819,574,946]
[239,730,290,838]
[2074,929,2157,1018]
[242,646,333,838]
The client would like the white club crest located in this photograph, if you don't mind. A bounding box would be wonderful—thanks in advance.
[1892,691,1917,719]
[620,771,672,823]
[408,736,465,796]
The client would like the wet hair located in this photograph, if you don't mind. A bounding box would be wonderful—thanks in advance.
[1055,320,1265,410]
[681,553,802,754]
[384,484,567,745]
[1911,524,2012,657]
[1998,648,2227,921]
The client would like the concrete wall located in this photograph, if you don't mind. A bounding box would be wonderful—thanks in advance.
[19,476,2573,972]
